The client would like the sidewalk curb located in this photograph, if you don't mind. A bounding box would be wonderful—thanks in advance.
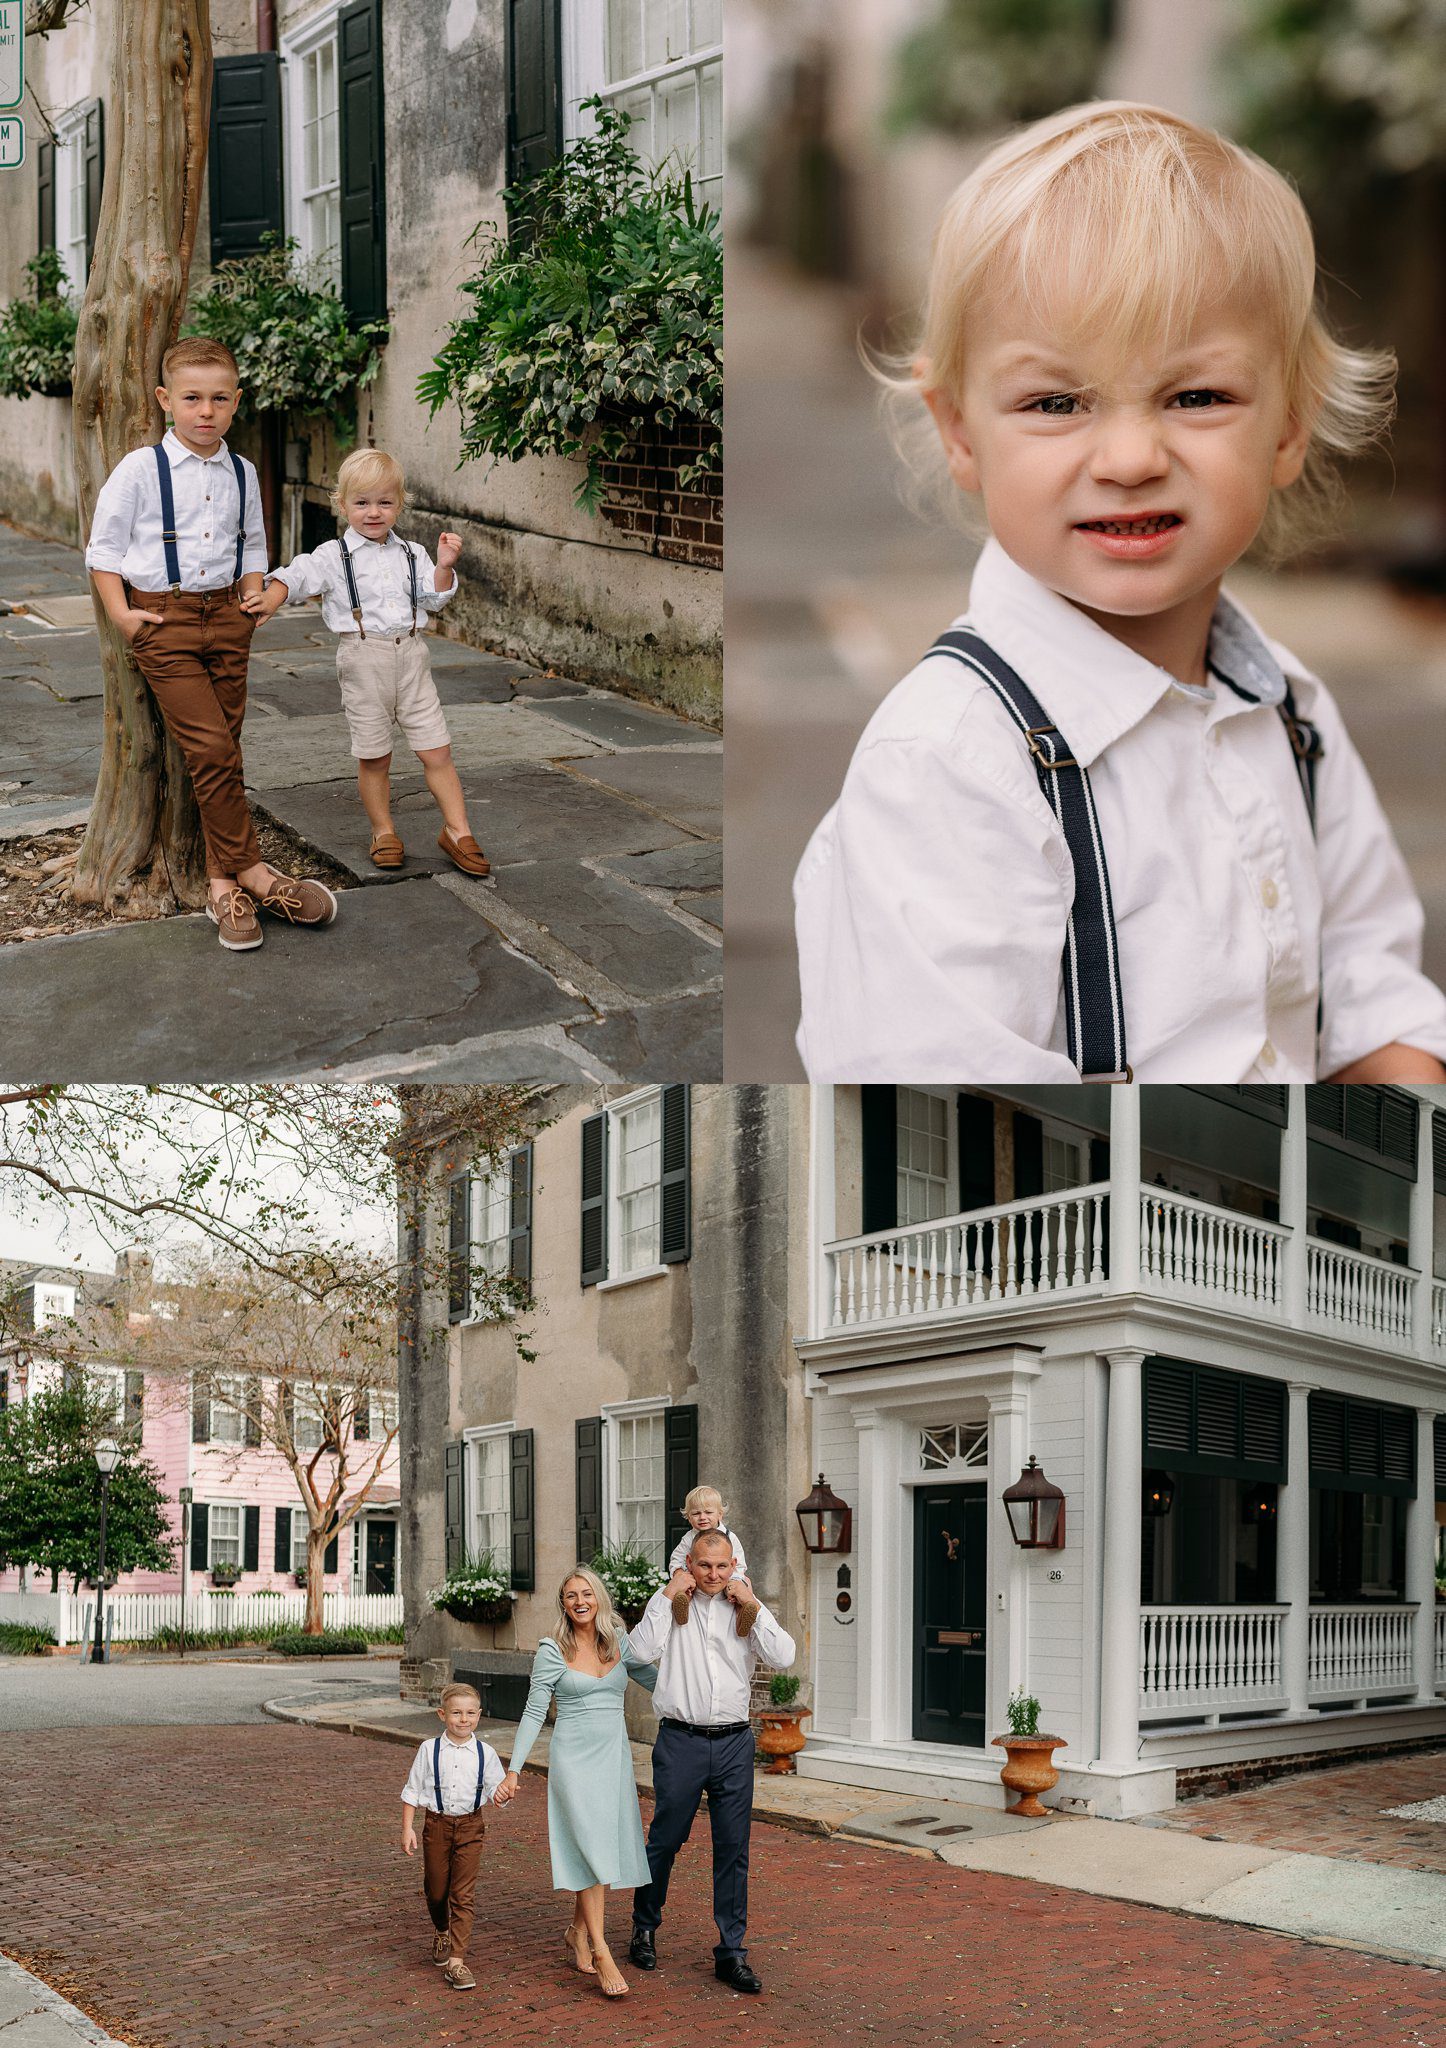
[0,1953,127,2046]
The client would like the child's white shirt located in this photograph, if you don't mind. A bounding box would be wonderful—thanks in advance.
[667,1524,748,1580]
[400,1730,505,1815]
[84,430,267,592]
[794,539,1446,1082]
[271,529,455,638]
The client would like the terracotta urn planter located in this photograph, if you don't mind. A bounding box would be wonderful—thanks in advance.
[992,1733,1064,1817]
[755,1706,811,1774]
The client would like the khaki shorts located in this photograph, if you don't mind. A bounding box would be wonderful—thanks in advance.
[335,632,451,759]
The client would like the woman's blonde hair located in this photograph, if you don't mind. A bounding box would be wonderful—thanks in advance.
[331,446,408,514]
[887,100,1394,559]
[550,1566,623,1665]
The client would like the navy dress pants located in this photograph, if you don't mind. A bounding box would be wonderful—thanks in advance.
[633,1723,754,1961]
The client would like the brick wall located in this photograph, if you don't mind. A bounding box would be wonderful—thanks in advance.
[599,421,722,571]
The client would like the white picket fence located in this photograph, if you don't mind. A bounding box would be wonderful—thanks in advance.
[0,1586,401,1647]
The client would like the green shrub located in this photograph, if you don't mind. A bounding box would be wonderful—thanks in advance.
[142,1623,277,1651]
[368,1620,406,1643]
[268,1628,368,1657]
[768,1672,802,1708]
[0,251,78,400]
[0,1620,56,1655]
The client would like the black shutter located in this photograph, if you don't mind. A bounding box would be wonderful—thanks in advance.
[447,1169,470,1322]
[860,1084,897,1234]
[509,1144,533,1284]
[208,54,283,263]
[664,1405,699,1559]
[1089,1135,1110,1183]
[1435,1416,1445,1504]
[82,101,103,276]
[444,1438,465,1571]
[192,1378,210,1444]
[505,0,562,189]
[190,1502,209,1570]
[242,1504,260,1573]
[510,1428,535,1591]
[354,1392,370,1442]
[958,1092,995,1212]
[242,1377,261,1448]
[275,1505,292,1571]
[660,1085,691,1264]
[580,1113,608,1286]
[1012,1113,1045,1200]
[37,140,55,253]
[123,1370,144,1436]
[324,1529,340,1573]
[338,0,387,321]
[576,1416,602,1562]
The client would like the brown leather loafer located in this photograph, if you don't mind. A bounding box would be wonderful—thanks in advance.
[256,874,339,926]
[437,829,490,877]
[206,888,262,951]
[370,832,405,869]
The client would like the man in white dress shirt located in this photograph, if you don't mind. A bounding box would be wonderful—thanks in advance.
[625,1529,797,1995]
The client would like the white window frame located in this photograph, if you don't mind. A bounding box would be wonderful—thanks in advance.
[207,1500,245,1571]
[280,1,344,285]
[292,1387,328,1454]
[209,1375,249,1447]
[598,1086,667,1289]
[81,1364,126,1432]
[896,1086,957,1227]
[290,1510,312,1576]
[561,0,722,214]
[601,1395,671,1566]
[462,1160,512,1319]
[51,104,89,297]
[463,1423,513,1577]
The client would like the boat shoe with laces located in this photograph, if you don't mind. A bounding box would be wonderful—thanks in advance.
[255,873,340,926]
[206,887,263,951]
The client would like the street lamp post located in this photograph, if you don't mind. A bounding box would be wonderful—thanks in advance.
[91,1437,120,1666]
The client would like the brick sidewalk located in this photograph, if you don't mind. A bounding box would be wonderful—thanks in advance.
[1,1725,1442,2048]
[1159,1749,1446,1875]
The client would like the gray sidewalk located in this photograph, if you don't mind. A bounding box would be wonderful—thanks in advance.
[0,1957,123,2048]
[0,524,720,1082]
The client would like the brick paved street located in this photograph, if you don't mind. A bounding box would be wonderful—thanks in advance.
[2,1724,1443,2048]
[1158,1750,1446,1876]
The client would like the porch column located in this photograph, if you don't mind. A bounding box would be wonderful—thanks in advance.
[988,1392,1030,1721]
[1278,1380,1313,1714]
[1098,1347,1145,1771]
[1409,1101,1435,1359]
[1409,1405,1439,1704]
[808,1085,837,1343]
[851,1409,891,1744]
[1107,1088,1140,1292]
[1278,1086,1308,1329]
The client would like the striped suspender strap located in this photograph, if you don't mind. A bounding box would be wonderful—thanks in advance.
[431,1735,488,1812]
[229,451,247,583]
[432,1734,442,1811]
[1277,683,1321,830]
[928,627,1132,1082]
[152,444,182,592]
[340,540,366,639]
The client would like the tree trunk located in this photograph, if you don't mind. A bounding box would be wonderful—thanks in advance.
[306,1530,326,1634]
[70,0,213,915]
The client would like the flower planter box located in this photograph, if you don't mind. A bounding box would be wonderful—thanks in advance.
[440,1597,514,1625]
[210,1570,242,1590]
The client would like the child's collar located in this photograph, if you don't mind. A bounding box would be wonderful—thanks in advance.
[162,426,228,464]
[440,1728,477,1747]
[342,525,400,552]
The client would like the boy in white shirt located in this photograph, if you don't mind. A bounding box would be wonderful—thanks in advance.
[244,448,491,877]
[85,336,339,952]
[794,101,1446,1085]
[400,1681,505,1992]
[663,1485,758,1636]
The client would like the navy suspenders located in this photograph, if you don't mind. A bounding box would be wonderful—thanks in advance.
[152,442,247,592]
[431,1734,488,1812]
[339,535,419,640]
[927,626,1323,1082]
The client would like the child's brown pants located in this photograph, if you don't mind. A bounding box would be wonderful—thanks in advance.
[422,1807,488,1959]
[128,585,262,879]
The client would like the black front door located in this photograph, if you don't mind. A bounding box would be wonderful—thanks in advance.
[364,1519,396,1594]
[913,1483,987,1746]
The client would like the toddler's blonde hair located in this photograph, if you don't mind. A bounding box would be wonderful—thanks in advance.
[332,447,408,514]
[684,1485,725,1516]
[890,100,1394,559]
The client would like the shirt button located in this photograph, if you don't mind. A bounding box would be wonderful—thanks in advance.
[1260,1041,1277,1068]
[1260,878,1279,910]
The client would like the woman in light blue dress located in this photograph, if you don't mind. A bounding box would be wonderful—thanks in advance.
[495,1565,657,1998]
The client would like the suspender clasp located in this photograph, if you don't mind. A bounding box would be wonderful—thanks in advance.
[1025,723,1078,771]
[1282,712,1322,762]
[1080,1068,1135,1084]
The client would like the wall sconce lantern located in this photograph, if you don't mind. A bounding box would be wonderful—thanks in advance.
[1002,1457,1066,1549]
[1241,1483,1277,1525]
[1142,1469,1176,1518]
[795,1474,852,1555]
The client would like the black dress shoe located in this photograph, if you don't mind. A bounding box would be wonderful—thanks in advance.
[714,1956,762,1994]
[629,1926,657,1970]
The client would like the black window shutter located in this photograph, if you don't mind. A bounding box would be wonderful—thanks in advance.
[860,1084,897,1234]
[192,1377,210,1444]
[509,1144,533,1284]
[1012,1112,1045,1200]
[37,140,55,253]
[354,1392,370,1442]
[242,1504,260,1573]
[242,1377,262,1448]
[444,1438,466,1571]
[338,0,387,321]
[275,1505,292,1570]
[82,100,103,275]
[575,1416,602,1562]
[958,1092,995,1212]
[660,1085,691,1264]
[447,1169,470,1323]
[123,1370,144,1436]
[190,1502,209,1570]
[505,0,562,190]
[208,53,283,263]
[324,1529,340,1573]
[664,1404,699,1559]
[580,1113,608,1286]
[1435,1416,1445,1503]
[510,1428,535,1591]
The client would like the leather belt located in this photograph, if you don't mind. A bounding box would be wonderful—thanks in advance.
[660,1717,751,1737]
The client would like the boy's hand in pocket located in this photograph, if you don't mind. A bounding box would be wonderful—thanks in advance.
[123,607,164,642]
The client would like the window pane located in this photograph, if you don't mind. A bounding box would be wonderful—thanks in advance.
[211,1504,241,1567]
[643,0,688,70]
[694,0,721,46]
[615,1414,664,1565]
[607,0,642,81]
[656,72,697,179]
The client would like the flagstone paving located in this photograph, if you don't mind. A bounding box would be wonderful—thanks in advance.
[0,522,721,1081]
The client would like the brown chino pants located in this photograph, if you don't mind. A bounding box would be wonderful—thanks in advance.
[422,1807,488,1960]
[128,585,262,879]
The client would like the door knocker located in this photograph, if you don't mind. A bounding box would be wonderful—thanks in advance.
[940,1528,960,1562]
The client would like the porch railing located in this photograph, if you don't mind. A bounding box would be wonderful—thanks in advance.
[1139,1192,1286,1311]
[1433,1282,1446,1354]
[1308,1604,1416,1702]
[1306,1243,1414,1343]
[1139,1605,1286,1718]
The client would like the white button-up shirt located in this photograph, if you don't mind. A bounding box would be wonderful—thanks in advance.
[84,430,267,592]
[795,539,1446,1082]
[271,530,455,637]
[627,1586,796,1726]
[400,1731,505,1815]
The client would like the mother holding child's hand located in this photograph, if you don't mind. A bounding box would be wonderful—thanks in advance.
[494,1567,657,1998]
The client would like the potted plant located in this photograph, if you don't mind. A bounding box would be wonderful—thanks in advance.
[755,1672,811,1774]
[210,1561,243,1590]
[992,1688,1065,1816]
[429,1548,514,1625]
[589,1541,667,1625]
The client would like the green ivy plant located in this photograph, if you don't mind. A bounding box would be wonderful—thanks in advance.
[887,0,1112,137]
[419,98,722,513]
[184,237,387,442]
[0,249,79,400]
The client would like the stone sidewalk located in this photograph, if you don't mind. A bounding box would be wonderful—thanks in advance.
[0,523,721,1082]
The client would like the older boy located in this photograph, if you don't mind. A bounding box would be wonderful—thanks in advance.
[400,1681,505,1992]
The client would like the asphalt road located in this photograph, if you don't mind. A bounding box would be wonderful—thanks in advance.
[0,1654,397,1729]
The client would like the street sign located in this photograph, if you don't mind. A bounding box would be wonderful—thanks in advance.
[0,3,22,112]
[0,115,21,169]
